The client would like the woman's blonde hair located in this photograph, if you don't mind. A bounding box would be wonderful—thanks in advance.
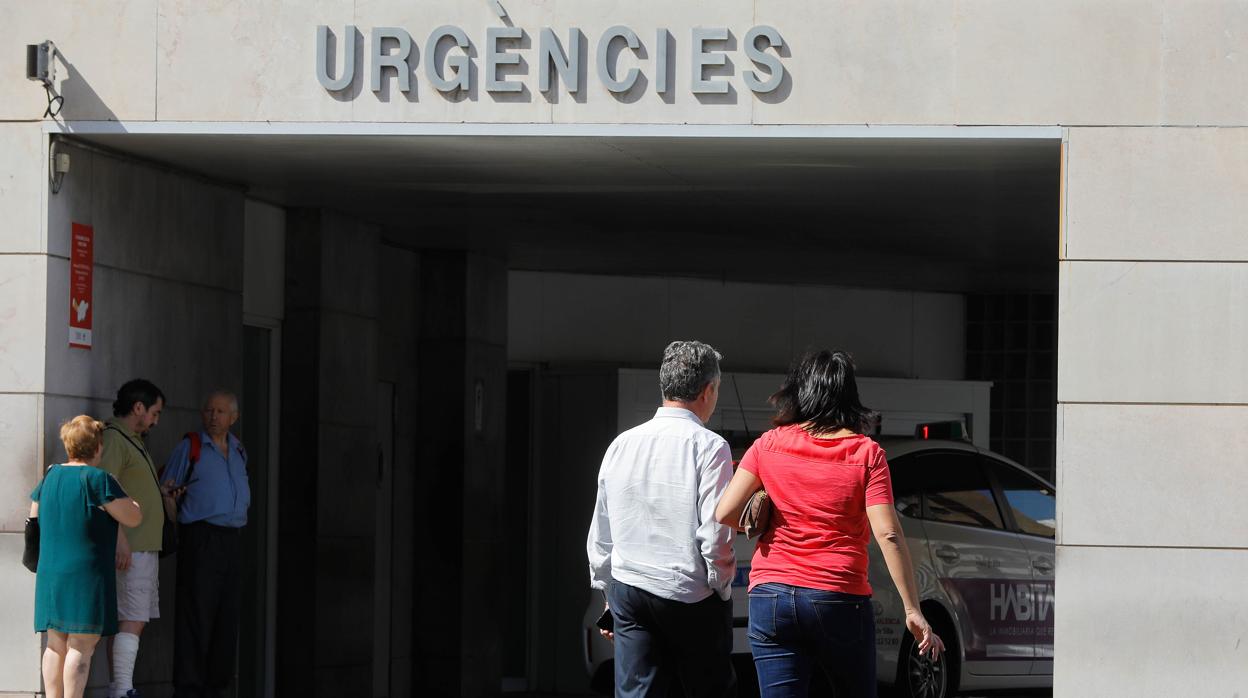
[60,415,105,461]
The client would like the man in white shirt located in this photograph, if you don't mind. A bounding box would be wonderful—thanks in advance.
[587,340,737,698]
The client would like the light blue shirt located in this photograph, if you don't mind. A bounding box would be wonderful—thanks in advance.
[587,407,736,603]
[163,431,250,528]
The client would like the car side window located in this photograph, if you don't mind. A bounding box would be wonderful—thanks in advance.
[916,452,1004,530]
[889,455,922,519]
[988,459,1056,539]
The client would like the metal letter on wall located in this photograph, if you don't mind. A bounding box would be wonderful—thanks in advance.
[596,25,641,93]
[486,26,524,93]
[371,27,413,93]
[655,28,670,94]
[425,25,472,92]
[691,27,729,94]
[538,27,582,94]
[316,25,357,91]
[743,25,784,93]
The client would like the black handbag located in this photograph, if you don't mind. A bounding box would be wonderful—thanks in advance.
[145,459,180,558]
[22,517,39,573]
[157,498,179,558]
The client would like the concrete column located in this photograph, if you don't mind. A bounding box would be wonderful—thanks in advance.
[1056,127,1248,696]
[1,133,246,694]
[415,250,507,697]
[279,209,380,696]
[0,121,50,698]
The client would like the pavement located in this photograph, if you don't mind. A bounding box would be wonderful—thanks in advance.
[519,692,1052,697]
[523,687,1053,697]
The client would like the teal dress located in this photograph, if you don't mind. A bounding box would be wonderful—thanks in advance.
[31,464,126,636]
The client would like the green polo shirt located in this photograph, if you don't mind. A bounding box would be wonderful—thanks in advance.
[98,418,163,552]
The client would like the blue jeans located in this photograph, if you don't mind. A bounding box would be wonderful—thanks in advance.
[608,581,737,698]
[747,583,876,698]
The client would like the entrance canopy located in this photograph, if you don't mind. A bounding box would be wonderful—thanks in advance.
[69,126,1060,292]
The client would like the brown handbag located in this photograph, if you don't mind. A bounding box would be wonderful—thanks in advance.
[739,489,772,539]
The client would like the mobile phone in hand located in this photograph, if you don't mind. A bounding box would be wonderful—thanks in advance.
[170,479,197,497]
[595,608,614,633]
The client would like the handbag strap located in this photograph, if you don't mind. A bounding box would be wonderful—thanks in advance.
[105,423,169,522]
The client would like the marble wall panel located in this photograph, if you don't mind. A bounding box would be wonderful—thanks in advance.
[1066,128,1248,261]
[1058,261,1248,404]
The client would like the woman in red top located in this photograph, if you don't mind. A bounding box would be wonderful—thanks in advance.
[715,350,943,698]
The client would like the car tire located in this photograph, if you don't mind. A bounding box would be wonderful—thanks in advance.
[891,612,955,698]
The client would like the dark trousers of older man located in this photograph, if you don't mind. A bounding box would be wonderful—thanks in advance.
[608,580,737,698]
[173,522,241,698]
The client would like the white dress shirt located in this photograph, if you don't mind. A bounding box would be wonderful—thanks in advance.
[587,406,736,603]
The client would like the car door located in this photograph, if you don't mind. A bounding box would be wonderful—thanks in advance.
[915,450,1035,677]
[984,457,1056,676]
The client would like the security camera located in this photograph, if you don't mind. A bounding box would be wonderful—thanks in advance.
[26,41,56,86]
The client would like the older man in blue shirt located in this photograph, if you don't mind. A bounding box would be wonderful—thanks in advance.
[162,390,250,698]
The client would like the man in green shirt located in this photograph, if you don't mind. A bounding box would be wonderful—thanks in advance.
[97,379,165,698]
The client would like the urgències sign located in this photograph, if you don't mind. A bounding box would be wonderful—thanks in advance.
[316,24,787,98]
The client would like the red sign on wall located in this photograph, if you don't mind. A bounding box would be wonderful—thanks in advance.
[69,223,93,349]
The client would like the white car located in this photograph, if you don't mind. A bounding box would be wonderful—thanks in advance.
[584,433,1056,698]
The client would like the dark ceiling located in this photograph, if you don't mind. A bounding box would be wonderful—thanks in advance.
[74,133,1061,293]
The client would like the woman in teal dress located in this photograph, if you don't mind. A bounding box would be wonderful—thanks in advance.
[29,416,141,698]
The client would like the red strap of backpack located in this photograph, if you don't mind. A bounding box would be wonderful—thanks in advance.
[187,432,201,467]
[160,432,201,485]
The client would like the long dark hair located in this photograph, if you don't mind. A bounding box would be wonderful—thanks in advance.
[770,350,877,434]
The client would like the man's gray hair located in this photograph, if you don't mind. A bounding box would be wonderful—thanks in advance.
[659,341,723,402]
[203,390,240,414]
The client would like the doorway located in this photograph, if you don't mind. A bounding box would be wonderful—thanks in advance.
[239,321,280,697]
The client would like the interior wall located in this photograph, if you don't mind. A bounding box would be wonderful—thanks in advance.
[279,209,382,696]
[36,140,246,693]
[244,200,286,323]
[377,241,420,696]
[277,214,429,697]
[509,270,965,379]
[413,250,509,697]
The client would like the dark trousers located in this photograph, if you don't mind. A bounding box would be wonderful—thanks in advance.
[747,583,876,698]
[174,522,241,698]
[608,580,737,698]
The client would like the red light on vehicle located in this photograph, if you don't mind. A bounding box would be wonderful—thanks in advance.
[914,421,968,441]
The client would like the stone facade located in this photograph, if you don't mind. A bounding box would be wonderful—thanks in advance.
[3,1,1246,695]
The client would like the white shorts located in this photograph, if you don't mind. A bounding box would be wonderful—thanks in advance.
[116,551,160,622]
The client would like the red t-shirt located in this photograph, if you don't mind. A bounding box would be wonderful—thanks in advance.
[739,425,893,596]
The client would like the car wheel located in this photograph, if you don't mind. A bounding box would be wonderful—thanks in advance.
[893,623,951,698]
